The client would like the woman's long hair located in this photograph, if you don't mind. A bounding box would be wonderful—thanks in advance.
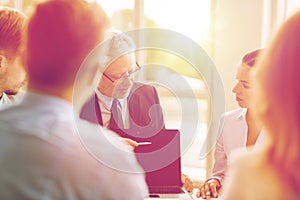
[254,11,300,194]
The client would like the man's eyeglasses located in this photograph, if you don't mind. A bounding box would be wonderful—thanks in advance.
[103,62,141,83]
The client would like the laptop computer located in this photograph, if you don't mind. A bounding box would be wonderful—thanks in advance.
[114,129,183,195]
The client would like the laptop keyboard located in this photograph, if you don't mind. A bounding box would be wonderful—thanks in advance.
[149,186,184,194]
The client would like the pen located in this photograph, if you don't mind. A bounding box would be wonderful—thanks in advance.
[137,142,152,146]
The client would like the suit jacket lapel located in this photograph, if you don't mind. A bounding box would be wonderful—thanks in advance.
[80,94,103,125]
[94,94,103,126]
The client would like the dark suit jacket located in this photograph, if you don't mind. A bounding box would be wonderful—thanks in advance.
[80,82,165,132]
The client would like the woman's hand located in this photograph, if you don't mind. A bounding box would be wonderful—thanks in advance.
[197,178,221,199]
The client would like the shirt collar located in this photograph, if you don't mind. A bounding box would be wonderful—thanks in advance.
[235,108,247,119]
[95,90,126,111]
[23,91,74,116]
[95,90,114,110]
[0,93,13,105]
[0,93,7,105]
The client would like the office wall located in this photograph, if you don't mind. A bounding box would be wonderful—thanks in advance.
[210,0,264,111]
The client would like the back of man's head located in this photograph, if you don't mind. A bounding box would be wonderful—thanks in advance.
[24,0,109,89]
[0,6,25,60]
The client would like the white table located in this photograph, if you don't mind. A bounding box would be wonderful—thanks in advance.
[145,192,193,200]
[145,188,219,200]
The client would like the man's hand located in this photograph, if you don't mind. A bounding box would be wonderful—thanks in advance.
[122,138,138,149]
[181,173,194,192]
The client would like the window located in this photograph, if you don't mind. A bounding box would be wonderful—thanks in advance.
[286,0,300,18]
[144,1,211,182]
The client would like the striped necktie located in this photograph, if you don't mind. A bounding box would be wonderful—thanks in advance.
[109,99,124,129]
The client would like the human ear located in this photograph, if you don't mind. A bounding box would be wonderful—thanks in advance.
[0,55,7,71]
[0,55,4,68]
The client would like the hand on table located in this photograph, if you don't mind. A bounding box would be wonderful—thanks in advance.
[197,178,221,199]
[181,173,194,192]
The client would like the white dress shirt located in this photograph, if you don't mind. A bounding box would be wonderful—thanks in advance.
[0,91,148,200]
[95,90,130,128]
[212,108,265,181]
[0,93,13,106]
[0,91,25,110]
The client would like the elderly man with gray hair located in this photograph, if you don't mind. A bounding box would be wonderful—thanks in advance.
[80,28,194,192]
[80,29,165,132]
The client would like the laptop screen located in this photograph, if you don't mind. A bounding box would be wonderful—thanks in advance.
[114,129,182,192]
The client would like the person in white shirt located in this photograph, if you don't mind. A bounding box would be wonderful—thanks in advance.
[221,11,300,200]
[197,49,264,199]
[0,7,26,108]
[0,0,148,199]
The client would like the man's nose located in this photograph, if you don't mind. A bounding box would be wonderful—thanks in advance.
[120,75,133,88]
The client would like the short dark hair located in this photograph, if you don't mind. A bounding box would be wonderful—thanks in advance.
[25,0,109,87]
[242,49,264,67]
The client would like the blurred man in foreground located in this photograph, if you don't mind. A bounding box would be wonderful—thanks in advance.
[0,0,148,199]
